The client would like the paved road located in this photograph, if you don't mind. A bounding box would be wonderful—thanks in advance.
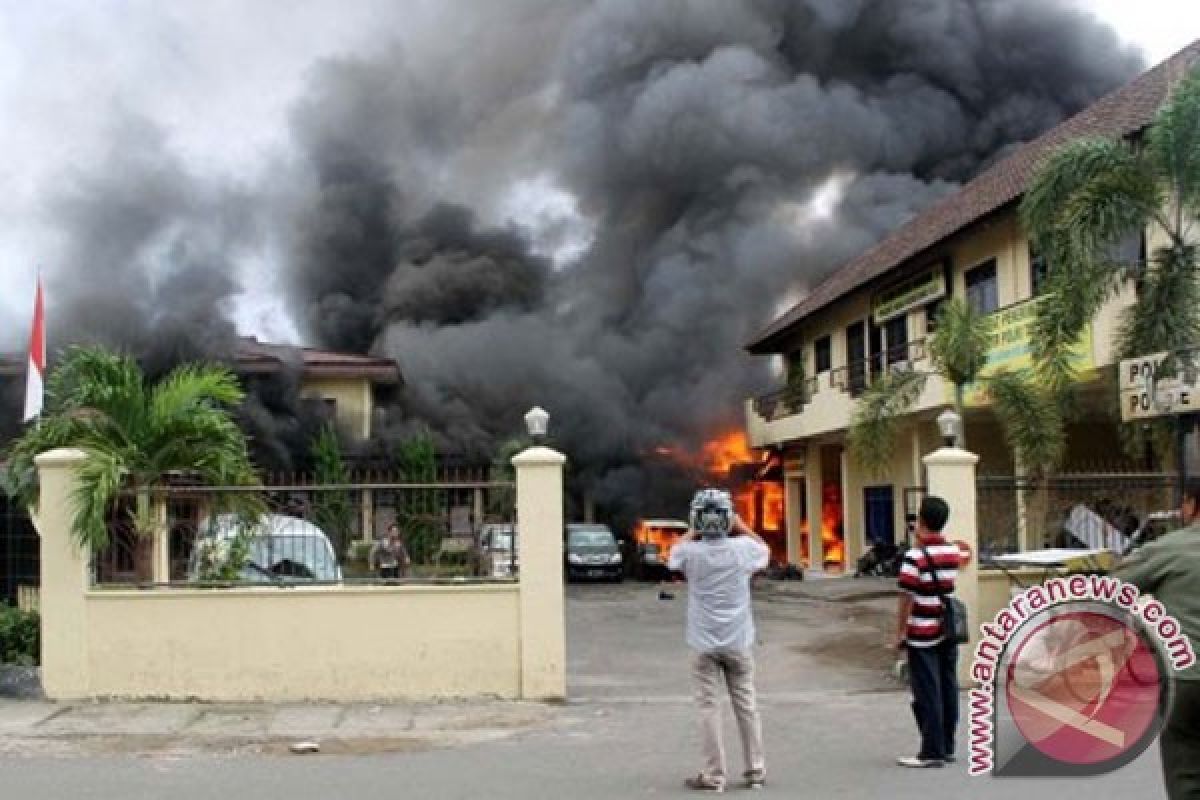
[0,581,1168,798]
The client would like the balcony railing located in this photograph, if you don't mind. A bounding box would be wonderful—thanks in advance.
[753,375,818,421]
[753,338,929,420]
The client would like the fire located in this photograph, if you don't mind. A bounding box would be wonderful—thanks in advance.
[701,431,787,564]
[821,482,845,568]
[633,519,687,558]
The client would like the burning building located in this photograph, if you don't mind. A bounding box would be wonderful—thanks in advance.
[0,1,1146,543]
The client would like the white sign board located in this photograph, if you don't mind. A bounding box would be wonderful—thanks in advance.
[1119,353,1200,420]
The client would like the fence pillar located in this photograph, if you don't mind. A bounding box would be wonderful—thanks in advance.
[512,445,566,701]
[923,445,980,685]
[31,448,91,699]
[152,497,169,583]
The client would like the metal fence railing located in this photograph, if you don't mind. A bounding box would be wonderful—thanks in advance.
[976,472,1177,558]
[0,493,38,608]
[91,479,517,589]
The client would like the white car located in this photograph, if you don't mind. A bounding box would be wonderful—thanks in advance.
[478,523,518,578]
[188,513,343,583]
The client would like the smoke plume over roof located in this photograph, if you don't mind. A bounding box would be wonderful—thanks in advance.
[1,0,1144,520]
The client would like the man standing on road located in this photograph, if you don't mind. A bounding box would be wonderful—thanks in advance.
[893,495,961,768]
[668,488,769,792]
[1114,479,1200,799]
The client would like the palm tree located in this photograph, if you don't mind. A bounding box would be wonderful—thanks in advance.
[1021,66,1200,404]
[849,298,1064,477]
[2,345,259,551]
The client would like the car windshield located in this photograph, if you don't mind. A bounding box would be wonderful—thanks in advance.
[568,529,614,548]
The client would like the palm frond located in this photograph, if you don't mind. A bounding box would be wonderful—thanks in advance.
[928,298,992,388]
[1146,65,1200,223]
[69,444,127,551]
[985,370,1065,476]
[1117,244,1200,361]
[848,370,928,478]
[149,363,244,432]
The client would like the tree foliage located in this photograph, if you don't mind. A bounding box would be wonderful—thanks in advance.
[1,345,259,550]
[394,429,444,564]
[1022,66,1200,400]
[310,422,355,553]
[848,369,927,478]
[928,299,992,407]
[849,299,1061,477]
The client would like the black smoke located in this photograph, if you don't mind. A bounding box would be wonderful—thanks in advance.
[282,0,1142,525]
[5,1,1146,528]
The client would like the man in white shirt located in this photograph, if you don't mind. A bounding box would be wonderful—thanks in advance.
[668,489,770,792]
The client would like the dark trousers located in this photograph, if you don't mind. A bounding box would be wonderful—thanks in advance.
[907,640,959,761]
[1162,680,1200,799]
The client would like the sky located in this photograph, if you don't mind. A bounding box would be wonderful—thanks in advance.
[0,0,1197,351]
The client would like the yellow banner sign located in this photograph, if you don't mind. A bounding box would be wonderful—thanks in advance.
[956,296,1093,407]
[872,267,946,323]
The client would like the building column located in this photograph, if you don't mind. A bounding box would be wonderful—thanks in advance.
[842,447,864,571]
[512,446,567,701]
[923,445,981,685]
[784,475,803,566]
[806,445,824,570]
[31,448,91,699]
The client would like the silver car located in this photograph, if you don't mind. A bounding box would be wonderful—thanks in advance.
[478,523,519,578]
[188,513,343,583]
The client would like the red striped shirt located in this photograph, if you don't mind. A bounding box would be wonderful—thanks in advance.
[897,536,959,647]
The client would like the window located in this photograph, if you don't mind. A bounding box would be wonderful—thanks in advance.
[1030,245,1049,297]
[884,315,908,365]
[925,298,944,333]
[846,321,867,396]
[965,259,999,314]
[814,336,832,373]
[321,397,338,420]
[1106,229,1146,269]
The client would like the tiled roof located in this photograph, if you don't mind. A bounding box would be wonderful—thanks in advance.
[0,338,402,384]
[234,337,402,384]
[747,39,1200,354]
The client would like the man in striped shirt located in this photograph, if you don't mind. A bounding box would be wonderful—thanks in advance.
[893,495,960,768]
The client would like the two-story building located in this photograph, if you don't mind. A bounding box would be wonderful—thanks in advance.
[745,40,1200,573]
[0,336,401,443]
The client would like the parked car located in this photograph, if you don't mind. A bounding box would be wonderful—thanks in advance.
[478,523,519,578]
[564,523,623,582]
[632,518,689,580]
[187,513,343,583]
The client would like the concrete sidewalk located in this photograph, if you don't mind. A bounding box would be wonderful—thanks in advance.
[0,699,561,757]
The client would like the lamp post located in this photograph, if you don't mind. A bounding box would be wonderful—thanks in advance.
[937,408,962,449]
[525,406,549,441]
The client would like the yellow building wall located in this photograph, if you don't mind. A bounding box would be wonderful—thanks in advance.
[301,376,374,440]
[748,207,1143,451]
[84,585,520,701]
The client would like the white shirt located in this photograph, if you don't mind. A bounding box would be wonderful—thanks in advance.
[668,535,769,653]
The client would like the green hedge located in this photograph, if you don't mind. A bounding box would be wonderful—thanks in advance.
[0,605,39,666]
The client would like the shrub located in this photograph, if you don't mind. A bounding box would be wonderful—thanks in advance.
[0,605,39,666]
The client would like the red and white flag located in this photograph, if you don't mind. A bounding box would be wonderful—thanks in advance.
[23,276,45,423]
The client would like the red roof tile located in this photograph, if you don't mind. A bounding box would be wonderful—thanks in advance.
[747,39,1200,354]
[0,339,402,384]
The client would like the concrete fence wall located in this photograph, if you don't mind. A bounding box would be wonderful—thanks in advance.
[31,446,566,703]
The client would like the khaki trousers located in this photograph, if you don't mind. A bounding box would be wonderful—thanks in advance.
[692,650,765,783]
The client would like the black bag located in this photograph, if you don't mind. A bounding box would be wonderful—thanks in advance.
[920,547,969,645]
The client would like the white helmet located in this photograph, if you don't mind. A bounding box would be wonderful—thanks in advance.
[690,489,734,538]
